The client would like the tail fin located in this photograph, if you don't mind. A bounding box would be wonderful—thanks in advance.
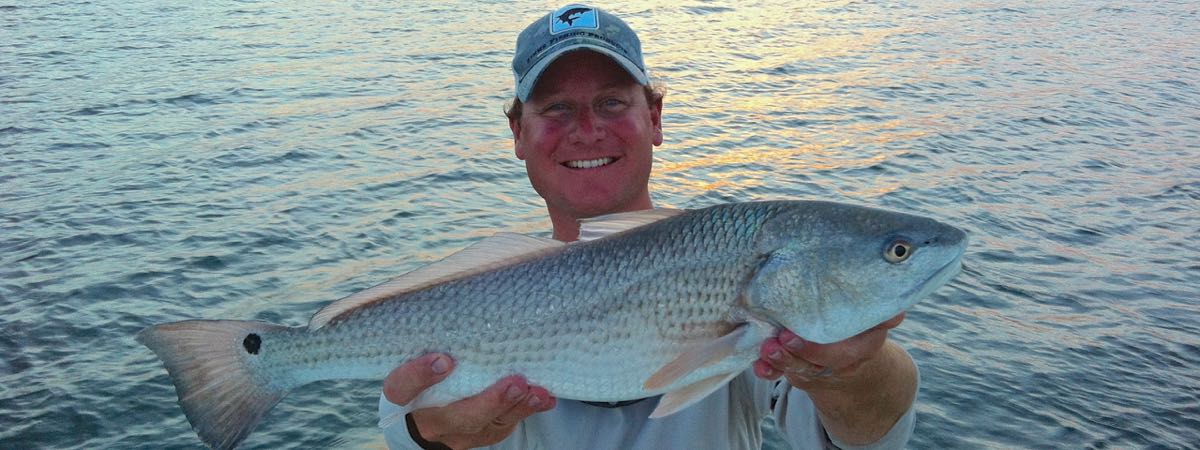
[137,320,294,450]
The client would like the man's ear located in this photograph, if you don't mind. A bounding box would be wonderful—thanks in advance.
[650,94,664,146]
[509,115,526,160]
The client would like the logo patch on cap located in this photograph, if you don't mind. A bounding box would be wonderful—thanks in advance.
[550,5,598,34]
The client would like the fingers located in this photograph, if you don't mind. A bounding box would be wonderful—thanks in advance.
[878,312,906,330]
[489,384,557,429]
[754,313,905,382]
[383,353,454,405]
[753,359,785,380]
[787,313,904,366]
[383,355,556,448]
[757,336,829,382]
[423,376,553,432]
[411,376,556,447]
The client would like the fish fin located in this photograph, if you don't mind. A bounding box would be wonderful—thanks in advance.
[309,233,565,330]
[649,371,740,418]
[644,324,748,390]
[137,320,296,450]
[578,208,687,241]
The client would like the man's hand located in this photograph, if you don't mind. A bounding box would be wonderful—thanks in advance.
[752,313,904,387]
[752,313,917,446]
[384,354,557,450]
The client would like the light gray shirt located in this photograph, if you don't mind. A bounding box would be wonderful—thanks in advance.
[379,370,916,450]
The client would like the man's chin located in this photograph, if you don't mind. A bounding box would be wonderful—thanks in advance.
[568,203,623,219]
[564,194,649,220]
[538,177,651,219]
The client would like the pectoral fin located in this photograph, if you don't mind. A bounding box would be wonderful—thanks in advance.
[644,324,748,391]
[649,371,740,418]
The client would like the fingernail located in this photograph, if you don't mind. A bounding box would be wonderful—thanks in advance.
[430,355,450,375]
[784,335,804,351]
[528,395,542,407]
[768,350,782,361]
[506,385,524,402]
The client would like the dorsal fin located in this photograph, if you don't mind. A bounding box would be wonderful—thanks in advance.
[309,233,565,330]
[578,208,687,242]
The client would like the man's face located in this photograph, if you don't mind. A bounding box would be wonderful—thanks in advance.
[510,50,663,219]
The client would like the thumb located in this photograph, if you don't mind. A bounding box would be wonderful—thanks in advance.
[383,353,454,405]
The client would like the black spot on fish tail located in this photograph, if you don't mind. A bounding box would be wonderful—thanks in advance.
[243,333,261,355]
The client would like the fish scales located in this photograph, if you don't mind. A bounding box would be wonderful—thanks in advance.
[137,200,967,449]
[258,202,775,398]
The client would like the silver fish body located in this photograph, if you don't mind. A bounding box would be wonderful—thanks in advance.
[138,200,967,449]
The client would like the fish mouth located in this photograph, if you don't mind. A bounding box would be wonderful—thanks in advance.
[902,253,963,302]
[563,157,617,169]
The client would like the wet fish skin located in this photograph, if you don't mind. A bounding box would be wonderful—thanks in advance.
[137,200,967,449]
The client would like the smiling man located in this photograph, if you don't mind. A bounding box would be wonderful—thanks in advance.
[510,48,660,241]
[379,4,917,449]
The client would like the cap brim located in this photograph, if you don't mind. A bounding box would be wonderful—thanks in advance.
[516,45,649,102]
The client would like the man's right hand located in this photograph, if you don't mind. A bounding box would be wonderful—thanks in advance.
[384,353,558,450]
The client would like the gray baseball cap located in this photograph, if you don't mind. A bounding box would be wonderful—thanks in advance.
[512,4,649,102]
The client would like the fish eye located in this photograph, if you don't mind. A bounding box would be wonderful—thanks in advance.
[884,240,914,263]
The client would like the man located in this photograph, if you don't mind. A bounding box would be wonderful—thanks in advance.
[379,5,917,449]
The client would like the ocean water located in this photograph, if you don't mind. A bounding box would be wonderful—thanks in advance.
[2,0,1198,448]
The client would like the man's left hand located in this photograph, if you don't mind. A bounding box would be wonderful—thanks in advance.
[753,313,906,389]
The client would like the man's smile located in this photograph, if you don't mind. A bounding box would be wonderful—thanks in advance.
[563,157,617,169]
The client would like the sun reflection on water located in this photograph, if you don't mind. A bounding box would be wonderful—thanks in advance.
[618,0,940,199]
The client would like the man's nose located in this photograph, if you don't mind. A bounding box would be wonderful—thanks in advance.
[570,108,606,143]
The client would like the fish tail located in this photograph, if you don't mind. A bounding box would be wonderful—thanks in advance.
[137,319,295,450]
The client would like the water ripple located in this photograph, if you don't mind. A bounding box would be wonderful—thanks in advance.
[1,0,1197,448]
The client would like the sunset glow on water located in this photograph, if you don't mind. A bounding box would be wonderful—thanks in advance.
[2,1,1197,448]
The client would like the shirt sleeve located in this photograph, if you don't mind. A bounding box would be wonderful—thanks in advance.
[379,394,426,450]
[828,403,916,450]
[769,363,920,450]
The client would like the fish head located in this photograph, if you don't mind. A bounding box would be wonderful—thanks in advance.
[745,201,967,344]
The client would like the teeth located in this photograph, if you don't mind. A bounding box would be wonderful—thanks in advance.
[565,158,614,169]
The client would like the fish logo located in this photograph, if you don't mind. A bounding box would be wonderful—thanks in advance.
[557,7,591,26]
[550,5,598,34]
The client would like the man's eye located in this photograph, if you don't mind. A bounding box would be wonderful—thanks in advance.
[539,103,572,117]
[601,98,627,111]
